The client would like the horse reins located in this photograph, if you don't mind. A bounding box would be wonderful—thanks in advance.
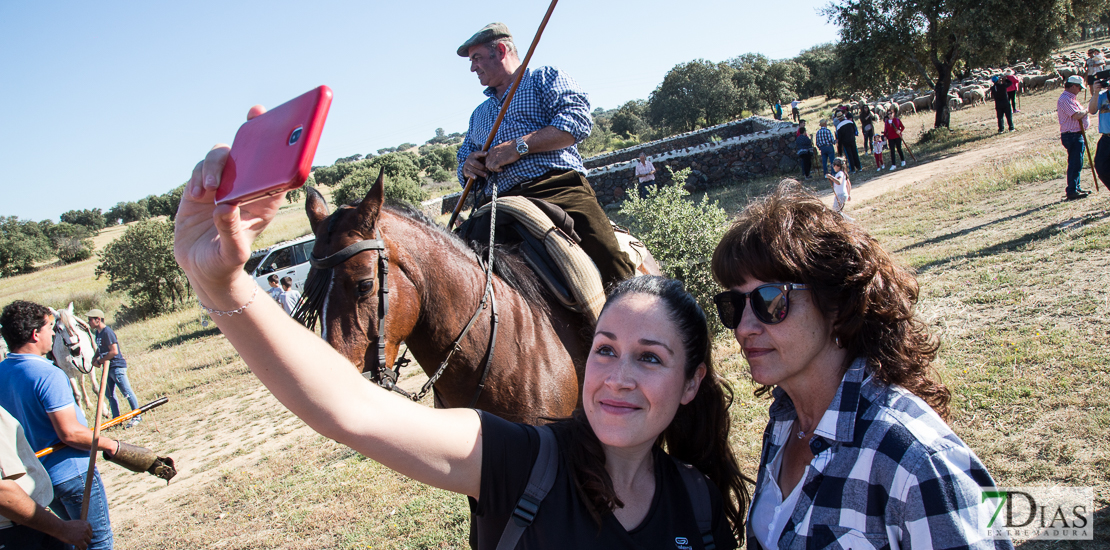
[306,213,501,408]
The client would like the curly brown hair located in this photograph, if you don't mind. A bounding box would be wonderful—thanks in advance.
[710,180,950,419]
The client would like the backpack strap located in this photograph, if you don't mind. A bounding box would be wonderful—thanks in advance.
[673,459,715,550]
[495,425,558,550]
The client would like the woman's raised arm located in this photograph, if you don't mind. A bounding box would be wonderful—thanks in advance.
[173,108,483,498]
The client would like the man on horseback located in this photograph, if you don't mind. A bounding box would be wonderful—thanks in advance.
[455,22,637,287]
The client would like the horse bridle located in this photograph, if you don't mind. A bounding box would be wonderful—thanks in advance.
[308,227,499,408]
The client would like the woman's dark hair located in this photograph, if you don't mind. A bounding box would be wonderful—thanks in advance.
[559,276,750,539]
[710,180,949,419]
[0,300,53,351]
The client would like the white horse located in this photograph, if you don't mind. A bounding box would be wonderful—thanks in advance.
[50,304,108,418]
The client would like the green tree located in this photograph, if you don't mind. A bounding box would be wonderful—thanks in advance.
[45,222,94,264]
[0,217,53,276]
[610,100,651,139]
[729,53,810,113]
[824,0,1068,128]
[648,60,741,133]
[105,201,149,224]
[617,169,730,333]
[793,43,845,99]
[333,168,429,206]
[60,208,106,233]
[95,219,189,319]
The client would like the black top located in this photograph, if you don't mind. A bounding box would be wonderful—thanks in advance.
[795,134,813,153]
[470,412,737,550]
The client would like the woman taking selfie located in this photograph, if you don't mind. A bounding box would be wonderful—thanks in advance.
[173,117,748,548]
[710,182,1011,550]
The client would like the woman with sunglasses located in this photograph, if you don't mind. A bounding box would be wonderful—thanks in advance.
[710,182,1011,549]
[174,135,750,548]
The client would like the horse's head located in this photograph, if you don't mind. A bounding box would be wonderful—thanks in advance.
[50,303,95,373]
[299,171,413,378]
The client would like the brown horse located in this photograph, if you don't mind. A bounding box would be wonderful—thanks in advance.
[298,175,604,424]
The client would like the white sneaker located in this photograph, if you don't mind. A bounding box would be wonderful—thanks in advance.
[901,161,906,167]
[877,166,882,171]
[890,165,896,171]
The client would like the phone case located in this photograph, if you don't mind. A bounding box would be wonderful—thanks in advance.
[215,85,333,205]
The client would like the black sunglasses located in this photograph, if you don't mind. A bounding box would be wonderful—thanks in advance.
[713,283,810,329]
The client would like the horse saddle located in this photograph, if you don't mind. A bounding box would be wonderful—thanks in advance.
[460,197,647,324]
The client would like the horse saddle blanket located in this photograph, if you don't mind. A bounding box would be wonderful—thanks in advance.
[468,197,648,324]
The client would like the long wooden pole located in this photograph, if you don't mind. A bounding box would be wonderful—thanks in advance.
[1084,130,1100,193]
[81,363,112,520]
[447,0,560,228]
[37,397,169,458]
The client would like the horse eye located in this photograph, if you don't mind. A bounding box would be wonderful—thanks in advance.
[357,279,375,296]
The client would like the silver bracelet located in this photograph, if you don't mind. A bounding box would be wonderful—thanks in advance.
[199,285,259,317]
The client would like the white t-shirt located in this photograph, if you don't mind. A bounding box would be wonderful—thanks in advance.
[791,100,800,109]
[832,171,849,198]
[0,407,54,529]
[280,289,302,315]
[634,159,656,183]
[1088,55,1106,76]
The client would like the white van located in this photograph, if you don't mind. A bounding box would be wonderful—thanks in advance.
[244,235,315,293]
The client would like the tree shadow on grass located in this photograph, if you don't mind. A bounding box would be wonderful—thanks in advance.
[915,210,1110,273]
[150,325,221,351]
[895,204,1057,253]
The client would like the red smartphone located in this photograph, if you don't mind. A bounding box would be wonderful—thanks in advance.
[215,85,333,205]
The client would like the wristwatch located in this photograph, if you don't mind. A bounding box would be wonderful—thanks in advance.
[515,136,529,156]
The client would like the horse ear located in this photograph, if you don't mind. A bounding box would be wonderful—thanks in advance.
[355,169,385,227]
[306,186,330,232]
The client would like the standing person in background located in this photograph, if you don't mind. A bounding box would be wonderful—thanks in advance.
[1059,75,1092,200]
[872,134,886,171]
[266,274,282,302]
[795,128,813,180]
[990,76,1015,133]
[0,406,92,549]
[1004,70,1021,113]
[814,119,836,177]
[87,310,141,428]
[772,102,783,121]
[1086,48,1106,99]
[836,112,862,173]
[633,152,656,199]
[278,277,301,316]
[859,105,876,153]
[1087,80,1110,192]
[790,99,801,123]
[883,109,906,170]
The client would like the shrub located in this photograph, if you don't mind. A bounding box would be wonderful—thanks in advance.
[428,166,453,183]
[0,217,53,276]
[60,208,106,233]
[617,168,730,333]
[46,222,94,264]
[333,168,429,206]
[95,219,190,319]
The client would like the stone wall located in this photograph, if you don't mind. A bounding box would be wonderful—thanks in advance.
[422,116,800,217]
[585,116,800,207]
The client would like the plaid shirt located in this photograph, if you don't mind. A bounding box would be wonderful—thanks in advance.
[1057,90,1089,134]
[457,66,592,196]
[748,358,1013,550]
[814,127,835,149]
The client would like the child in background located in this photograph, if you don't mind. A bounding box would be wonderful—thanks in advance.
[826,157,852,216]
[873,134,886,171]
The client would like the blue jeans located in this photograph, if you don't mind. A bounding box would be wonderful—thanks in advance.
[50,470,112,550]
[106,367,139,419]
[819,145,835,176]
[1061,132,1087,196]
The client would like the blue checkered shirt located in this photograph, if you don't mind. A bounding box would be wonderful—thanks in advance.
[456,66,592,196]
[814,127,836,148]
[748,358,1014,550]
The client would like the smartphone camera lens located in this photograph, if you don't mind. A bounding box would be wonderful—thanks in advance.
[288,126,303,146]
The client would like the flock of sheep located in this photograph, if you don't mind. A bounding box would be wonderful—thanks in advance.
[841,48,1109,118]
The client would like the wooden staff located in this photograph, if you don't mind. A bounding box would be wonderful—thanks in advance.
[448,0,560,228]
[36,397,169,458]
[1084,130,1100,193]
[81,362,112,520]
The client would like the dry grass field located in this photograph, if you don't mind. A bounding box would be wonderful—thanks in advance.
[1,66,1108,548]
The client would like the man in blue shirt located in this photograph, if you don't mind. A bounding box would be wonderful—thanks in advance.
[86,310,140,428]
[0,301,119,550]
[1087,80,1110,192]
[455,23,636,287]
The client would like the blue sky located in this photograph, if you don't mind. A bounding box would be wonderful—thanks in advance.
[0,1,840,221]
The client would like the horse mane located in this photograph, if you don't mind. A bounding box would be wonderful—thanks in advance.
[384,201,551,314]
[295,200,552,329]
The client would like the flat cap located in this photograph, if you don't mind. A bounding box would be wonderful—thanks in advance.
[457,22,512,57]
[86,309,105,319]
